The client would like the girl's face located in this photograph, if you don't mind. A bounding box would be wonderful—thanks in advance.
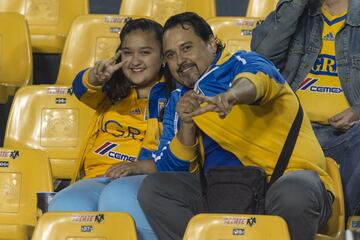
[120,29,163,88]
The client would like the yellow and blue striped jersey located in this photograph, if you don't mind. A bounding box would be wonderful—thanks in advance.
[296,8,348,124]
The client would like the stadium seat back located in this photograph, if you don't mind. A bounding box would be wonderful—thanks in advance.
[316,157,345,240]
[183,214,290,240]
[0,13,32,103]
[0,148,53,239]
[208,17,263,53]
[4,85,95,179]
[0,0,23,12]
[119,0,215,25]
[56,15,141,85]
[32,212,137,240]
[246,0,278,18]
[0,0,89,53]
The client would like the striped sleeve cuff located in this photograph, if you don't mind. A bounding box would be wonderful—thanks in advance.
[83,69,103,91]
[169,135,199,162]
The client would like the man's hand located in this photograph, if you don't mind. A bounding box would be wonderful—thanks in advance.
[175,90,200,146]
[176,90,201,124]
[328,108,359,131]
[190,92,234,119]
[104,160,156,179]
[188,77,256,119]
[89,51,127,86]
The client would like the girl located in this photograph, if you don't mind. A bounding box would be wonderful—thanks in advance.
[49,18,172,240]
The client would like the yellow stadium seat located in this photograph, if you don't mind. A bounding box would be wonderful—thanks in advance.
[56,14,150,85]
[0,148,53,240]
[0,13,32,104]
[208,17,263,53]
[316,157,345,240]
[348,216,360,231]
[0,0,89,53]
[31,212,137,240]
[246,0,278,18]
[119,0,216,25]
[183,214,290,240]
[4,85,95,179]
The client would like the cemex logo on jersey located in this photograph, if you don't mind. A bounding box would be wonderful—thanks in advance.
[298,77,343,94]
[94,141,136,162]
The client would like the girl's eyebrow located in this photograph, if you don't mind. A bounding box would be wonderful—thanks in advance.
[121,46,154,50]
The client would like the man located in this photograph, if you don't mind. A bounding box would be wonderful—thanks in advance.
[138,12,334,240]
[251,0,360,218]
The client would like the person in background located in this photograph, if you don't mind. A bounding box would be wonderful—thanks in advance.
[48,18,173,240]
[251,0,360,219]
[138,12,334,240]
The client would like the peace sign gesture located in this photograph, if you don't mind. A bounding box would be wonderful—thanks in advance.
[88,51,127,86]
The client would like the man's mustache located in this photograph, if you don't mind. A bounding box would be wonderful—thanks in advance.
[177,63,196,73]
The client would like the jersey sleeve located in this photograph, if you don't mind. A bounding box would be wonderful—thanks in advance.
[195,51,288,104]
[153,89,198,172]
[72,68,107,109]
[232,51,287,104]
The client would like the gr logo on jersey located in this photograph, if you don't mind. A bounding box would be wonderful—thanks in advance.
[310,54,337,76]
[94,141,136,162]
[101,119,143,141]
[298,77,342,94]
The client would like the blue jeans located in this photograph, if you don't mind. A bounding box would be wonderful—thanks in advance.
[312,123,360,218]
[48,175,157,240]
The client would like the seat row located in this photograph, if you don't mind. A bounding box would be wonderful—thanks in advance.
[0,0,278,52]
[0,12,263,104]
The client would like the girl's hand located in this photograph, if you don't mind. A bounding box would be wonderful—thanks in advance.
[88,51,127,86]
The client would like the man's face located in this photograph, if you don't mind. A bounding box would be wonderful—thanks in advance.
[163,24,216,88]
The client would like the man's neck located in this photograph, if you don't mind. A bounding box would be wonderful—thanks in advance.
[323,0,348,15]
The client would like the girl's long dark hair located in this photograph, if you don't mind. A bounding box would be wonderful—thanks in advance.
[104,18,175,102]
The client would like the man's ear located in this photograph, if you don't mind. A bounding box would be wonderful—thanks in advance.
[208,36,217,56]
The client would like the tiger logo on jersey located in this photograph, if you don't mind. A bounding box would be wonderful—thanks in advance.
[158,98,167,121]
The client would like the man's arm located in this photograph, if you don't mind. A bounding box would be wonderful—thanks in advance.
[175,91,199,146]
[153,90,198,172]
[251,0,312,68]
[191,51,287,118]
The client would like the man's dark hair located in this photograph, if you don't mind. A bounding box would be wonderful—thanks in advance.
[164,12,225,53]
[105,18,174,101]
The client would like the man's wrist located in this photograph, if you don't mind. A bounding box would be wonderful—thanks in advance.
[178,121,197,146]
[225,89,238,106]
